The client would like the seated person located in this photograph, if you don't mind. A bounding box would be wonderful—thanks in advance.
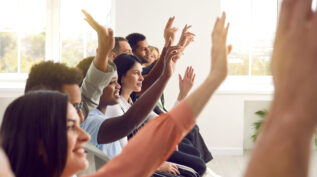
[0,12,231,177]
[127,28,212,163]
[106,54,206,175]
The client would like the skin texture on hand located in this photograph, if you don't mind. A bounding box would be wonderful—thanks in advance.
[164,16,178,47]
[157,162,180,176]
[178,66,195,101]
[244,1,317,177]
[82,10,114,72]
[177,24,195,53]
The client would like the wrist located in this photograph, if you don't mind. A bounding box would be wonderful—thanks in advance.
[268,93,317,131]
[159,73,171,82]
[177,93,184,101]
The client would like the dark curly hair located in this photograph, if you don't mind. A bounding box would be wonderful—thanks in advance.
[76,56,94,86]
[25,61,83,93]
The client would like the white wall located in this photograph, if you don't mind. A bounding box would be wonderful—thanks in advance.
[0,0,275,156]
[114,0,274,155]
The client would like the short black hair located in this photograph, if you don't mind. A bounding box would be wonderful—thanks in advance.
[114,54,142,86]
[25,61,83,93]
[0,90,68,177]
[126,33,146,52]
[112,37,128,54]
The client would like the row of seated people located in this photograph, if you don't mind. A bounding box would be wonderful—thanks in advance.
[1,1,317,176]
[1,9,215,177]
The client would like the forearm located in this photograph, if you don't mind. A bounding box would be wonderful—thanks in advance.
[184,74,223,118]
[124,74,170,127]
[177,91,187,101]
[93,54,109,72]
[98,74,170,144]
[88,102,195,177]
[98,117,137,144]
[244,103,316,177]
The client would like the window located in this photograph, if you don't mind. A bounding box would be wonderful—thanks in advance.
[0,0,46,73]
[0,0,113,75]
[61,0,113,67]
[221,0,278,76]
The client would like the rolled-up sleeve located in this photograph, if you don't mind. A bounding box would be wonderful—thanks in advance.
[82,101,195,177]
[81,60,117,118]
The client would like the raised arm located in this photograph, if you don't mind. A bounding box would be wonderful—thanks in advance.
[184,12,230,118]
[136,17,179,96]
[80,10,117,118]
[177,66,195,101]
[82,10,114,72]
[244,0,317,177]
[97,43,182,143]
[138,20,195,97]
[84,12,231,177]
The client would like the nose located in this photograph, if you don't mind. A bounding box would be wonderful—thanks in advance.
[79,127,91,142]
[139,74,144,81]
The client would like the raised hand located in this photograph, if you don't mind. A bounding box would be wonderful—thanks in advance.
[177,24,195,53]
[210,12,231,83]
[270,0,317,121]
[164,17,178,47]
[82,9,114,72]
[161,39,182,78]
[178,66,195,101]
[243,1,317,177]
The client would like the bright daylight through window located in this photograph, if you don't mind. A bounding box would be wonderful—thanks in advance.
[222,0,278,76]
[0,0,113,74]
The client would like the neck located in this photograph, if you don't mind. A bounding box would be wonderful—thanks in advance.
[97,104,107,114]
[121,88,132,102]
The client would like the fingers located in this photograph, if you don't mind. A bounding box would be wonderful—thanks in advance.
[108,28,114,37]
[185,66,190,78]
[182,24,192,33]
[82,9,108,34]
[277,0,298,35]
[224,23,230,39]
[293,0,313,25]
[227,44,233,54]
[178,74,183,82]
[212,12,229,42]
[213,12,226,33]
[192,73,196,82]
[170,164,180,175]
[165,16,175,30]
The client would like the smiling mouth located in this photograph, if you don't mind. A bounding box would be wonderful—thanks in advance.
[73,147,86,157]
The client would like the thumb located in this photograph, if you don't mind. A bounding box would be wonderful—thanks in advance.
[227,44,232,54]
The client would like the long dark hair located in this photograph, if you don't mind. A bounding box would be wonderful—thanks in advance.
[114,54,142,85]
[0,90,68,177]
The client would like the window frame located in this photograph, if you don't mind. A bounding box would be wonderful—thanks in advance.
[0,0,114,85]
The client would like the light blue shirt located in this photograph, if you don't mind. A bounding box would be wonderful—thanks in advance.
[81,109,122,159]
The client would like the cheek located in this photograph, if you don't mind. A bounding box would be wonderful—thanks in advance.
[66,133,75,154]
